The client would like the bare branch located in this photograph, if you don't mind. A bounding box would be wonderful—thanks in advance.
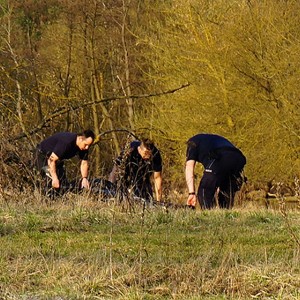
[11,83,190,141]
[94,128,139,145]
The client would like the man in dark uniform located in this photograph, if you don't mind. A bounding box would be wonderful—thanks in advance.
[186,133,246,209]
[109,138,163,203]
[34,130,95,195]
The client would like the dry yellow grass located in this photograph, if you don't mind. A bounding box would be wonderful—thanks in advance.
[0,189,300,299]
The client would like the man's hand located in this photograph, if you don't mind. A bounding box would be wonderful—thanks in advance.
[81,177,90,189]
[52,178,60,189]
[187,194,197,208]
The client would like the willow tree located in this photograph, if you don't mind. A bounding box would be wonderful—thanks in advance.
[221,0,300,183]
[128,0,300,187]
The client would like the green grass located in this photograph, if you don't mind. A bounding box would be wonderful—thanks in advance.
[0,192,300,299]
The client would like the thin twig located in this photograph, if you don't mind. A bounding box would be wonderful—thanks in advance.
[11,83,190,141]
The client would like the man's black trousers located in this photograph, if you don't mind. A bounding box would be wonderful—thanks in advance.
[197,149,246,209]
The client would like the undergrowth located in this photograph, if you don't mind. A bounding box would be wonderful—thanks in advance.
[0,189,299,299]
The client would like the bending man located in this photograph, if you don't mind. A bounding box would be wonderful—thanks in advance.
[109,138,163,203]
[35,130,95,196]
[186,133,246,209]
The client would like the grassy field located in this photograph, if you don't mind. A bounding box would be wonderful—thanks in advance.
[0,191,300,299]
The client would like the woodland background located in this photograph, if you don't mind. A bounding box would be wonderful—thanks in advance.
[1,0,300,195]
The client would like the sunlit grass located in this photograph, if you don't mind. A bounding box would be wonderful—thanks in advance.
[0,190,300,299]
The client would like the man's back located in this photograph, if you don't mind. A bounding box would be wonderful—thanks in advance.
[40,132,88,160]
[123,141,162,187]
[187,134,237,164]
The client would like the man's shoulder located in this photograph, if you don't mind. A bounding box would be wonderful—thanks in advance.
[153,145,161,155]
[54,132,76,138]
[189,133,231,144]
[55,132,77,144]
[130,140,141,149]
[189,133,214,141]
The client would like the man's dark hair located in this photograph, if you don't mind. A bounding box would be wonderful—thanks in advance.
[141,138,155,151]
[79,129,95,141]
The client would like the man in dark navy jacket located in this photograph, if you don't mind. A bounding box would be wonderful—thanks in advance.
[109,138,162,203]
[35,130,95,195]
[185,133,246,209]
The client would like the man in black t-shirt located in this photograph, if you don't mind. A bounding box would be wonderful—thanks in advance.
[109,138,163,203]
[186,133,246,209]
[34,130,95,195]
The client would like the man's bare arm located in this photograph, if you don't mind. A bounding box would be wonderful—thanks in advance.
[108,165,118,183]
[48,152,59,188]
[80,159,90,189]
[185,159,197,207]
[153,171,162,202]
